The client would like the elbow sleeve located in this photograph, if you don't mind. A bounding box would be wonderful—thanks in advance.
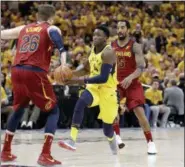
[49,29,65,53]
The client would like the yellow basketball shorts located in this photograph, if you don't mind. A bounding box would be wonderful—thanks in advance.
[86,86,118,124]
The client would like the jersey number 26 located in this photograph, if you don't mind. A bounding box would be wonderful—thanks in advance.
[19,35,40,53]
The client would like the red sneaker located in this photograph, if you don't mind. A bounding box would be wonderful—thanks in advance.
[37,154,61,166]
[1,151,17,162]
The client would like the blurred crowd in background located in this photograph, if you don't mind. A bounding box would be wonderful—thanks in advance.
[1,1,184,130]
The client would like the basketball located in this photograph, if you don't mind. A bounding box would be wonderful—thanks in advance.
[54,65,73,84]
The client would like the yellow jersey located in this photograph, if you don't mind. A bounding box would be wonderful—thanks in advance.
[145,88,163,105]
[87,45,117,89]
[1,86,7,102]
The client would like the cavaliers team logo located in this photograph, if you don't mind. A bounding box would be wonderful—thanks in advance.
[45,101,52,111]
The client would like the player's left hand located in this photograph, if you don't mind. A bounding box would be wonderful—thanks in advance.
[121,76,133,89]
[64,77,85,85]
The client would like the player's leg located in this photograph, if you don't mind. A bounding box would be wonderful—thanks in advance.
[103,122,118,155]
[37,104,61,166]
[100,88,119,154]
[58,89,93,151]
[133,106,157,154]
[113,86,125,149]
[127,82,157,154]
[26,70,61,165]
[113,114,125,149]
[1,68,30,162]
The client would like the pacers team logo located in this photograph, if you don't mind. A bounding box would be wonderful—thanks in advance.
[45,101,52,111]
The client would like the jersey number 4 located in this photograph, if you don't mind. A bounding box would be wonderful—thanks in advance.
[19,35,40,53]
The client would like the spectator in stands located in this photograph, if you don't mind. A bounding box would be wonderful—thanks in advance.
[164,79,184,117]
[178,73,185,94]
[145,79,171,128]
[159,76,169,92]
[1,86,13,129]
[143,33,155,54]
[21,101,40,129]
[145,45,162,70]
[155,29,168,53]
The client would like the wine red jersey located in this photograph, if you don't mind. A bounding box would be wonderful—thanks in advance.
[111,39,136,82]
[14,22,54,72]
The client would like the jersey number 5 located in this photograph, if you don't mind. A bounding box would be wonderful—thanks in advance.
[20,35,40,53]
[117,57,125,68]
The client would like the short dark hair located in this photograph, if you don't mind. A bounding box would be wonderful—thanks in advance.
[38,4,55,21]
[118,20,131,29]
[170,79,177,86]
[96,25,110,37]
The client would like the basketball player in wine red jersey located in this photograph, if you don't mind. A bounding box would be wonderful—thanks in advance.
[112,20,157,154]
[1,4,67,166]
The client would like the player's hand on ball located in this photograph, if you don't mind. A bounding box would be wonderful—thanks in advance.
[121,76,133,89]
[54,65,73,84]
[64,77,85,85]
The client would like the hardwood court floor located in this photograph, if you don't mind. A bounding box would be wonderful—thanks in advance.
[1,128,184,167]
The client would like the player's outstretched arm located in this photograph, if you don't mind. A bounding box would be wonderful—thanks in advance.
[1,25,25,39]
[47,26,66,65]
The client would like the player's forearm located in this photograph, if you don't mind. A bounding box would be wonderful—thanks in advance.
[73,64,89,77]
[60,51,67,65]
[1,26,24,39]
[1,30,18,39]
[131,42,145,79]
[84,63,112,84]
[129,67,143,80]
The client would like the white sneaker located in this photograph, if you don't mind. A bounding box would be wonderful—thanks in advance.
[27,121,33,129]
[21,121,27,128]
[148,141,157,155]
[116,135,125,149]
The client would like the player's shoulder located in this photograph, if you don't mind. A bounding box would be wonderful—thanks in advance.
[101,44,115,63]
[110,39,118,47]
[47,25,61,35]
[103,44,114,54]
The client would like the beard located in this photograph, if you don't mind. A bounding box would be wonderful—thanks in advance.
[118,36,126,40]
[118,32,127,41]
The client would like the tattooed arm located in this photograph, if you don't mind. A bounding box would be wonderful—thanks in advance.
[129,42,145,79]
[121,42,145,89]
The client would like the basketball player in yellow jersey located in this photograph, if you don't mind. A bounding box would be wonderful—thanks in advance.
[58,25,119,155]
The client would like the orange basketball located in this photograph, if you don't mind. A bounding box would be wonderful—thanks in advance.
[53,65,73,84]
